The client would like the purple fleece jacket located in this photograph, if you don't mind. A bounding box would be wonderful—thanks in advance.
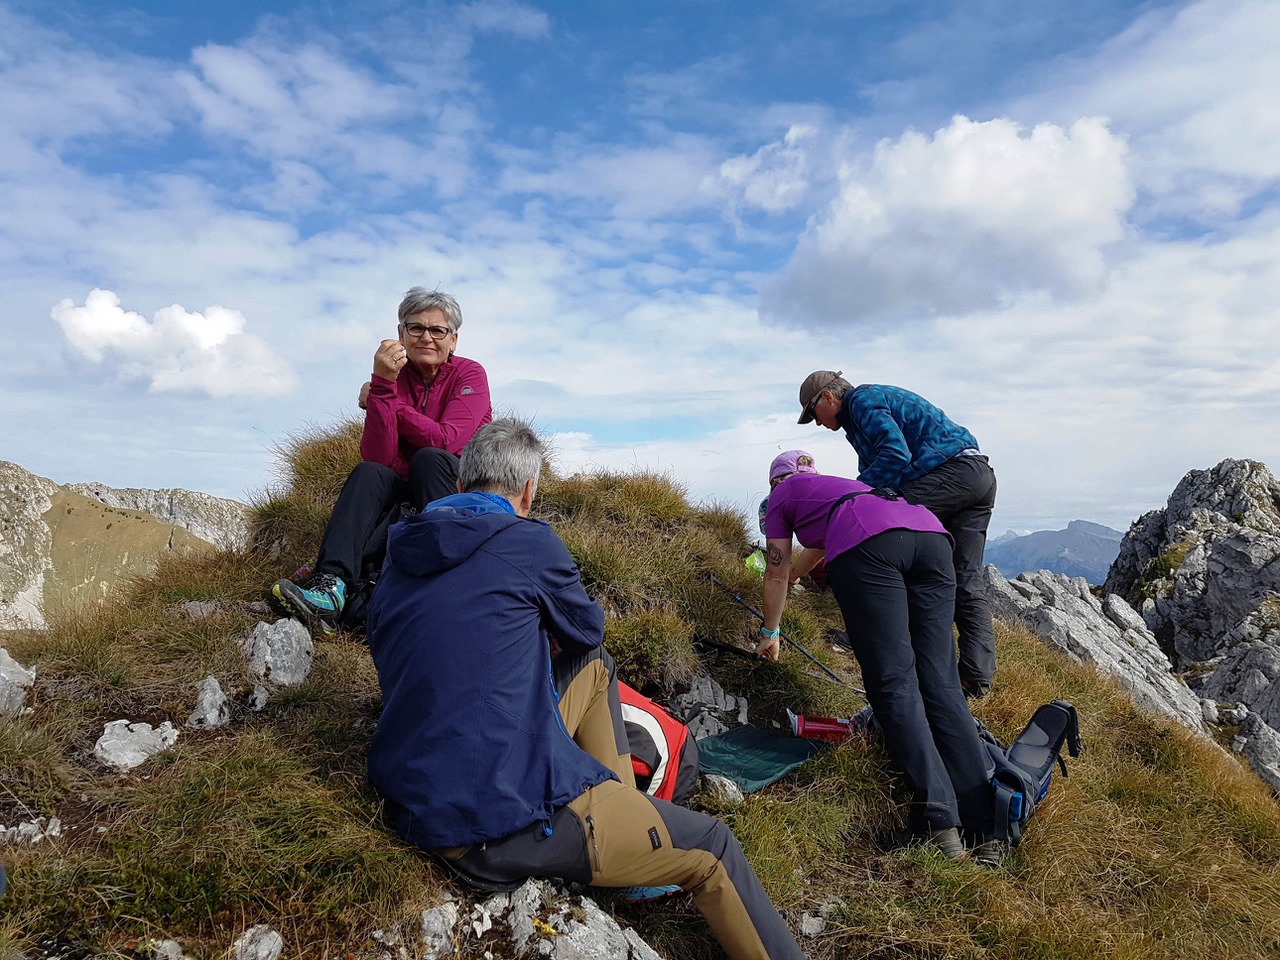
[764,472,949,564]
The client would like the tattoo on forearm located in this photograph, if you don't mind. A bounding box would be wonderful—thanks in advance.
[767,544,785,566]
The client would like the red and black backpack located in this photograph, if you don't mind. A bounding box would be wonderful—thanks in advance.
[619,681,700,806]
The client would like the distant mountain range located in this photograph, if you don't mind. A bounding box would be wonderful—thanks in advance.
[984,520,1124,584]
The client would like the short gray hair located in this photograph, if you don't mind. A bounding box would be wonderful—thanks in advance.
[459,418,546,499]
[398,287,463,333]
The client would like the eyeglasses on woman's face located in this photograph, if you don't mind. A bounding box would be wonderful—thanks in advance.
[401,322,453,341]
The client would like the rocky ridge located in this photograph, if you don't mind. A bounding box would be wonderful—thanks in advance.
[0,461,251,629]
[988,458,1280,793]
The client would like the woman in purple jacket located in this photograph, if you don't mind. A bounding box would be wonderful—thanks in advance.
[267,287,492,632]
[757,450,1000,865]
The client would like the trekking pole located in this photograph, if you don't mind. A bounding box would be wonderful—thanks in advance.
[695,635,862,692]
[706,572,859,691]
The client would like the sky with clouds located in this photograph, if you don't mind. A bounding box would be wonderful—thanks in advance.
[3,0,1279,537]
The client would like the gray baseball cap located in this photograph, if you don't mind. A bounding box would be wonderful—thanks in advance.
[797,370,842,424]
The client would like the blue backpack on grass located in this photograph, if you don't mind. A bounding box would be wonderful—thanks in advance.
[849,699,1084,846]
[975,700,1083,845]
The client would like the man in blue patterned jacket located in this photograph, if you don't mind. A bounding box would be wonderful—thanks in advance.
[796,371,997,697]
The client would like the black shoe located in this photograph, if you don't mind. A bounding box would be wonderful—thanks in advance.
[435,851,525,893]
[970,838,1007,867]
[928,827,967,860]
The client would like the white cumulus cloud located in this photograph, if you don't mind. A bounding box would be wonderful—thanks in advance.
[51,288,296,397]
[715,123,817,214]
[763,115,1135,326]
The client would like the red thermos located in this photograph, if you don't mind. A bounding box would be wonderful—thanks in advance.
[787,708,860,742]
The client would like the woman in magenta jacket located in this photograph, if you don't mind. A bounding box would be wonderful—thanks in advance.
[267,287,492,633]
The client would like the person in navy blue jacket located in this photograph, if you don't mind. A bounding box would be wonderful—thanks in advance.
[366,418,805,960]
[796,371,997,697]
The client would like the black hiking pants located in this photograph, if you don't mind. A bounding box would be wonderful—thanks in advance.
[314,447,460,587]
[901,454,998,695]
[440,647,805,960]
[827,530,994,838]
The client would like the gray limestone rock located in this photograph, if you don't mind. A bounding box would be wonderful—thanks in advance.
[420,899,459,960]
[1,816,62,844]
[245,619,313,686]
[248,684,270,711]
[1195,607,1280,731]
[232,925,284,960]
[1236,713,1280,793]
[1096,458,1280,790]
[187,676,231,728]
[983,567,1208,734]
[1104,459,1280,666]
[0,461,57,628]
[150,940,193,960]
[800,914,827,936]
[425,880,666,959]
[0,648,36,717]
[93,719,179,770]
[535,890,665,959]
[180,600,221,620]
[701,773,745,804]
[669,670,748,740]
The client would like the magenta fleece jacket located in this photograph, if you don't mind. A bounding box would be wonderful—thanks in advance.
[360,354,493,477]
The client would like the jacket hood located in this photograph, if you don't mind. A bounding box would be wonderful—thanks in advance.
[386,492,525,578]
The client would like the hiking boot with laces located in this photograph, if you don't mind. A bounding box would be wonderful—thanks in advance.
[268,573,346,633]
[928,827,967,860]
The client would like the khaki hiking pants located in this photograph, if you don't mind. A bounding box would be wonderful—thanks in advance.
[444,646,805,960]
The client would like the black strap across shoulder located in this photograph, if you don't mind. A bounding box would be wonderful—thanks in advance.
[826,487,899,523]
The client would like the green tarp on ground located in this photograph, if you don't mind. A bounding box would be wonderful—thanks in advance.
[696,725,826,794]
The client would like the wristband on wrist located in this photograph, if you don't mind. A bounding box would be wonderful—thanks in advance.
[760,626,780,640]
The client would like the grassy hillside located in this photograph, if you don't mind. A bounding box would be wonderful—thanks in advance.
[3,425,1280,959]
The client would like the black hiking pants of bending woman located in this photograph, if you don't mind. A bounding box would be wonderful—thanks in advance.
[901,454,998,696]
[826,529,994,839]
[314,447,459,587]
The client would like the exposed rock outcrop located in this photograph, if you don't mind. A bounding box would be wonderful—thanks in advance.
[0,461,249,629]
[0,461,57,628]
[1104,459,1280,665]
[990,458,1280,794]
[983,567,1208,734]
[0,648,36,716]
[68,482,250,551]
[415,879,665,960]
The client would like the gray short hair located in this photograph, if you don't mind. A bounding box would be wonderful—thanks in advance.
[459,418,546,499]
[398,287,463,333]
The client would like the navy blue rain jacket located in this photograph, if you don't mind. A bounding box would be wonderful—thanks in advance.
[366,492,616,849]
[838,384,980,489]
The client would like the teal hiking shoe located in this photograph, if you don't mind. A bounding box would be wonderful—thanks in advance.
[622,884,682,904]
[268,573,346,633]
